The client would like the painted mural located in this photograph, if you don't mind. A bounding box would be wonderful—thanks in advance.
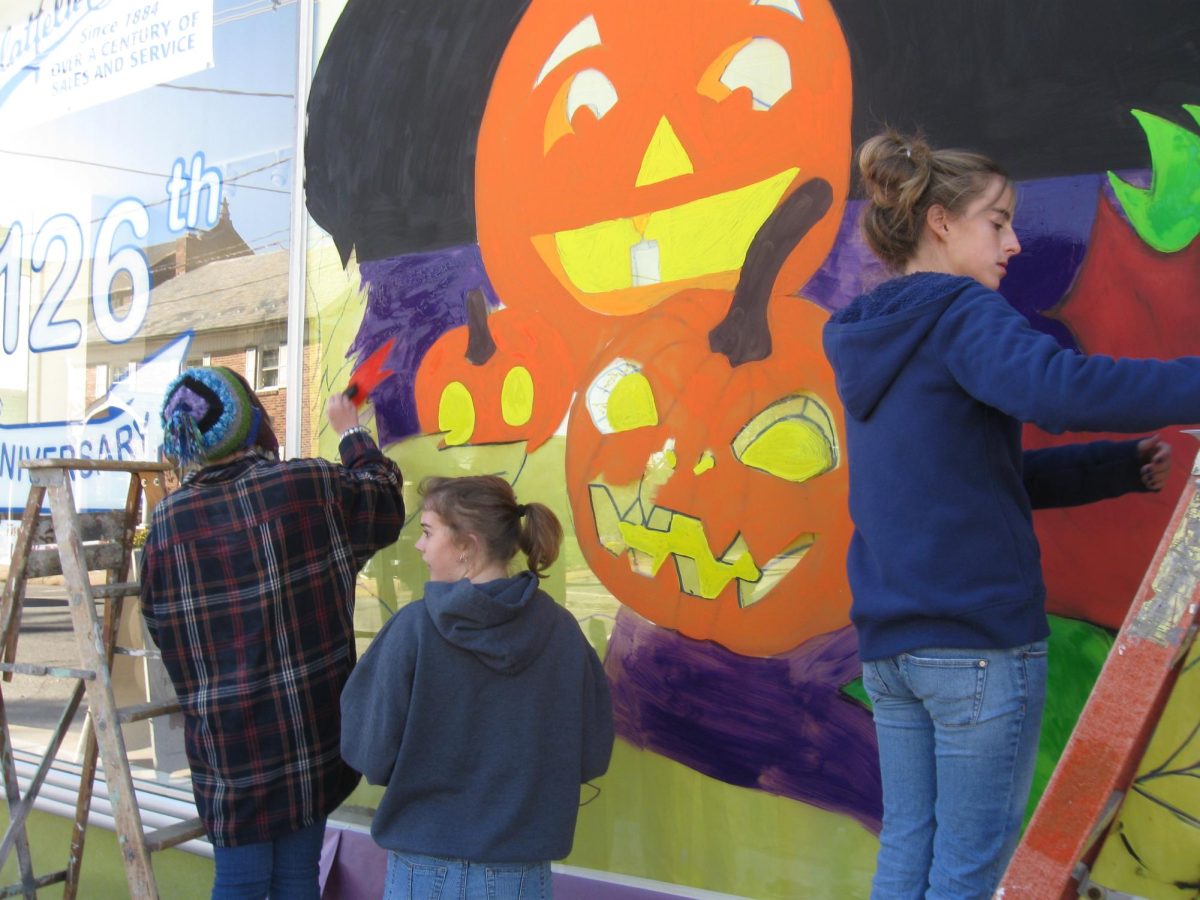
[304,0,1200,895]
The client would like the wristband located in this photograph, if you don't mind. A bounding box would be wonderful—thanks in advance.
[339,425,370,441]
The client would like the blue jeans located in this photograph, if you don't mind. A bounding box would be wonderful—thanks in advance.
[211,818,327,899]
[863,641,1047,900]
[384,852,552,900]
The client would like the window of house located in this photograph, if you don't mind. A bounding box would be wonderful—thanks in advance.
[259,345,284,389]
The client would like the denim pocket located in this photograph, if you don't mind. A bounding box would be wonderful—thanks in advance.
[386,854,448,900]
[904,653,988,728]
[485,862,548,900]
[862,660,886,698]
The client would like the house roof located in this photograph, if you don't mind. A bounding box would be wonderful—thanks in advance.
[88,249,289,343]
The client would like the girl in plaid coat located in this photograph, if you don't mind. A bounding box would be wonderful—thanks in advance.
[141,367,404,899]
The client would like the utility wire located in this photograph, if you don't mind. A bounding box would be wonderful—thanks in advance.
[154,84,294,99]
[0,149,291,197]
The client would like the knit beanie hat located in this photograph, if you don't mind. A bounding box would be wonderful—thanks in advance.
[161,367,265,466]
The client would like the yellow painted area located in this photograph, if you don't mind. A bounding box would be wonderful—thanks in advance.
[734,395,837,482]
[566,740,879,897]
[1089,634,1200,896]
[644,169,795,284]
[692,450,716,475]
[618,513,761,598]
[553,219,644,293]
[742,420,832,482]
[607,371,659,432]
[737,536,815,608]
[501,366,534,427]
[635,116,694,187]
[551,168,798,293]
[437,381,475,446]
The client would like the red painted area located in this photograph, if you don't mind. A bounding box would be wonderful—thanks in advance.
[1033,195,1200,629]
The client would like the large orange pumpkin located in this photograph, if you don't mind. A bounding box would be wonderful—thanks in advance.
[564,286,852,657]
[414,290,575,450]
[475,0,852,363]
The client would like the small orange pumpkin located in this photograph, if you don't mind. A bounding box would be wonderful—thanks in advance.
[414,290,575,450]
[475,0,851,362]
[564,284,852,656]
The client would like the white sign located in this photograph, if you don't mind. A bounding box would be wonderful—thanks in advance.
[0,0,213,131]
[0,333,190,512]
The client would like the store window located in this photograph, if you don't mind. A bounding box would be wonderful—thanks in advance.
[0,0,304,801]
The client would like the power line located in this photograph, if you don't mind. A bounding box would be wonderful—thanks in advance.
[214,0,298,28]
[0,148,291,197]
[154,84,293,100]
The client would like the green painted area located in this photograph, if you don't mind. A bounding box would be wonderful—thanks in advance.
[1031,615,1115,824]
[0,807,212,899]
[567,739,879,898]
[1108,105,1200,252]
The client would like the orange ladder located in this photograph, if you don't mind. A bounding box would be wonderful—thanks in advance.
[997,445,1200,897]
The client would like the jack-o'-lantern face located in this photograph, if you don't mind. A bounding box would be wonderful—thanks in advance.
[565,290,852,656]
[477,0,851,329]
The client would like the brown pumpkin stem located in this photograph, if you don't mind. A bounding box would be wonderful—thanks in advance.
[464,287,497,365]
[709,178,833,367]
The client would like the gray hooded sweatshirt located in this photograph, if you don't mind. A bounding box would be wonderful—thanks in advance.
[340,570,613,862]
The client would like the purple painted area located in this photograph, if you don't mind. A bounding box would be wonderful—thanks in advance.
[605,608,882,832]
[319,827,685,899]
[801,175,1136,353]
[801,200,889,311]
[997,174,1103,348]
[354,248,498,445]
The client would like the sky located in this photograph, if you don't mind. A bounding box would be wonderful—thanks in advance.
[0,0,302,254]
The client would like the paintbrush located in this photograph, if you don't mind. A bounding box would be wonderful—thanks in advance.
[344,338,396,407]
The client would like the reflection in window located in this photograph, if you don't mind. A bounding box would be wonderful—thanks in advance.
[259,345,282,389]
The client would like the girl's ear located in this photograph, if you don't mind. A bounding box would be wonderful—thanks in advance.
[461,531,484,560]
[926,203,951,240]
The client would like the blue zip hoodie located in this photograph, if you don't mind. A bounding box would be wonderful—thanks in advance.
[339,570,613,862]
[822,272,1200,662]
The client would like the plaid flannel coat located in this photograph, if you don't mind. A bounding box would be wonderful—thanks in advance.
[140,432,404,846]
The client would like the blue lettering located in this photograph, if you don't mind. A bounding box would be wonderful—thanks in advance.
[115,424,134,459]
[96,435,112,461]
[0,442,16,479]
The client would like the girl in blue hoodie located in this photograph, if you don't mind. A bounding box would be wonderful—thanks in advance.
[340,475,614,900]
[822,131,1192,899]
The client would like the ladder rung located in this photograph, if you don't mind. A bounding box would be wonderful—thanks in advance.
[0,662,96,680]
[117,700,181,723]
[0,869,68,897]
[91,582,141,599]
[113,647,161,659]
[143,817,206,853]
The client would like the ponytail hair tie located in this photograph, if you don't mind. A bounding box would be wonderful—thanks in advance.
[515,504,528,518]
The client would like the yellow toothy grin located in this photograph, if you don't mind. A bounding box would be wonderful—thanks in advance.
[535,167,799,297]
[588,483,815,607]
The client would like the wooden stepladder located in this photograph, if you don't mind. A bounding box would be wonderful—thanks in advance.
[0,459,204,899]
[997,445,1200,898]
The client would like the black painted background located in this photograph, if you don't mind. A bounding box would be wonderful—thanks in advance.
[305,0,1200,264]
